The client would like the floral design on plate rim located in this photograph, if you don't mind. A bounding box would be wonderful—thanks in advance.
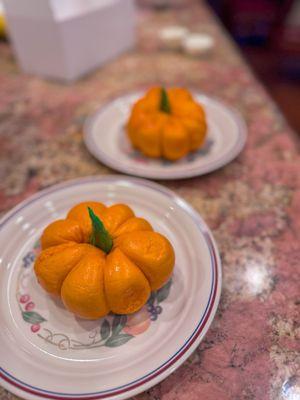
[16,244,172,350]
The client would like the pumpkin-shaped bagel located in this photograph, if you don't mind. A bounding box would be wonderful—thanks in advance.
[34,202,175,319]
[126,87,207,160]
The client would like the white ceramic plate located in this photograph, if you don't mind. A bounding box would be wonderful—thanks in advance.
[0,176,221,400]
[84,92,247,179]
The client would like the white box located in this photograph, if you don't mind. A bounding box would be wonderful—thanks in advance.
[3,0,136,81]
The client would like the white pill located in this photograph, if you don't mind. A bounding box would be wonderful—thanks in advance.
[183,33,214,56]
[159,25,189,50]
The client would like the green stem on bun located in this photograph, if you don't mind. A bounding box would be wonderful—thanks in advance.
[88,207,113,254]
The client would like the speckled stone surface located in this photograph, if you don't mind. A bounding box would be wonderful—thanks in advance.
[0,1,299,399]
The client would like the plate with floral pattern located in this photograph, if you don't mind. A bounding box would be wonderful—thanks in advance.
[84,92,246,179]
[0,176,221,400]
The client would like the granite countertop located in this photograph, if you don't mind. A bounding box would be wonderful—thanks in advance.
[0,1,299,399]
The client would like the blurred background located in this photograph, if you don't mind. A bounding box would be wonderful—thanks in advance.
[0,0,299,132]
[139,0,300,132]
[207,0,300,133]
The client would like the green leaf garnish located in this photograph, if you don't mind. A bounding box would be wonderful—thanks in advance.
[88,207,113,254]
[160,87,171,114]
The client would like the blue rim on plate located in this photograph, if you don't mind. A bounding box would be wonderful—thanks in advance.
[0,176,222,400]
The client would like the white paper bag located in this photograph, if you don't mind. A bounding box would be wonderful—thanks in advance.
[3,0,136,81]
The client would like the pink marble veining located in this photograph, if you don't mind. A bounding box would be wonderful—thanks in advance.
[0,1,299,399]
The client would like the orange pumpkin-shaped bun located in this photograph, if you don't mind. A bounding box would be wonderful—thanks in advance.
[126,87,207,160]
[34,202,175,319]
